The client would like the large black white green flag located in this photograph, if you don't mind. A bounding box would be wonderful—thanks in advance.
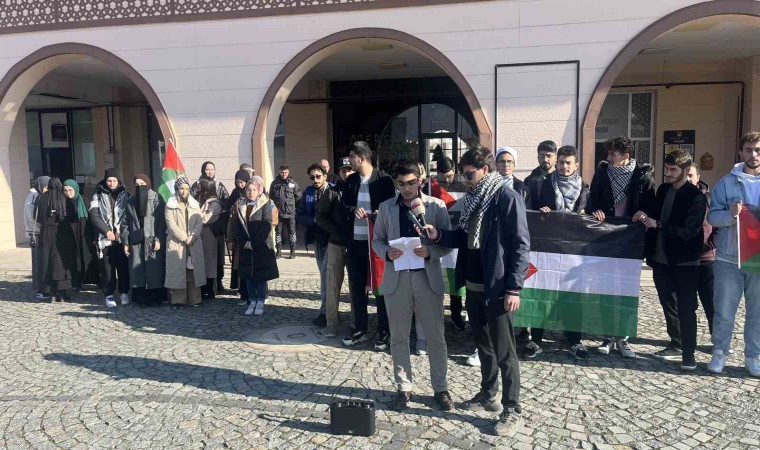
[515,212,646,337]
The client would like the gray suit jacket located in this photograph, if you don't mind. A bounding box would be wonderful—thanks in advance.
[372,193,452,296]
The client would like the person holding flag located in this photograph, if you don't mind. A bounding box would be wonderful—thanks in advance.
[707,131,760,376]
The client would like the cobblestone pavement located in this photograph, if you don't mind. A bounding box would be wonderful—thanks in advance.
[0,255,758,450]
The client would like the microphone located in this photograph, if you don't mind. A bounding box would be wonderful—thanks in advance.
[410,198,429,238]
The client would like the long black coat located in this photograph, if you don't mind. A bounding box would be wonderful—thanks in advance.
[121,190,166,290]
[63,199,93,289]
[37,200,75,291]
[235,198,279,282]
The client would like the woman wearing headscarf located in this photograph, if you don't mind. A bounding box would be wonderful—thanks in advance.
[62,180,92,291]
[235,178,278,316]
[37,178,73,302]
[25,175,50,299]
[226,169,251,299]
[198,177,222,299]
[122,174,166,306]
[164,177,206,306]
[191,161,230,292]
[90,168,131,308]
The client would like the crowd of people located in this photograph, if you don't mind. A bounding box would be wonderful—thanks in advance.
[21,132,759,437]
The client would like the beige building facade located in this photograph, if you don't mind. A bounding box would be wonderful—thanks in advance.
[1,0,759,250]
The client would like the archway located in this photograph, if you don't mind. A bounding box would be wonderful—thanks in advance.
[581,0,760,179]
[251,28,491,183]
[0,43,175,249]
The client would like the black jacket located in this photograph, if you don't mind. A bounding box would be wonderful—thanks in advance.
[269,176,302,218]
[433,186,530,308]
[524,166,551,202]
[529,176,590,213]
[646,182,707,266]
[235,202,279,282]
[512,177,531,205]
[315,186,352,247]
[340,168,396,237]
[587,161,656,218]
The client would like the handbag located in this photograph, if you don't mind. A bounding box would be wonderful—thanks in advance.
[329,379,375,437]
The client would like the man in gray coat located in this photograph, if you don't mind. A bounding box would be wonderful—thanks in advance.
[372,160,453,411]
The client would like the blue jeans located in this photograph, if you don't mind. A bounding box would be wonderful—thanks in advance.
[316,244,328,315]
[712,260,760,357]
[245,279,267,303]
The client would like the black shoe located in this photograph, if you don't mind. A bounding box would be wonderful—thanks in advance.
[342,330,369,347]
[569,344,590,360]
[288,249,296,259]
[654,345,683,361]
[516,328,531,343]
[460,391,503,413]
[276,248,282,259]
[681,353,697,371]
[451,314,466,330]
[391,391,411,411]
[312,314,327,328]
[522,341,543,359]
[374,331,389,351]
[434,391,454,411]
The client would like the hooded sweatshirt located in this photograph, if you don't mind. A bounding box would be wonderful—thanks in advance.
[732,163,760,205]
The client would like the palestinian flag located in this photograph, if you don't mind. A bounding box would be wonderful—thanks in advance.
[514,212,646,337]
[739,206,760,273]
[368,220,385,297]
[157,140,186,202]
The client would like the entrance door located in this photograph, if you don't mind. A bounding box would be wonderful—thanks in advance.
[39,111,74,180]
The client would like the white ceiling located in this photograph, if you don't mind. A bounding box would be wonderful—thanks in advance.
[303,39,446,81]
[47,57,137,88]
[631,14,760,64]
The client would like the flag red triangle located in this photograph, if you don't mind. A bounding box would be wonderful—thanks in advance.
[162,140,185,173]
[739,207,760,264]
[526,262,538,280]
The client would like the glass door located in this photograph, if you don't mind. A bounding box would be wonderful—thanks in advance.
[39,111,74,180]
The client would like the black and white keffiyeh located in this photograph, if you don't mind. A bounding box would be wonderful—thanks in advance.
[459,172,503,249]
[607,158,636,205]
[552,171,582,212]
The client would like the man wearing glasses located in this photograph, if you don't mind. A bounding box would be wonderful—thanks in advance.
[421,145,530,437]
[496,146,530,203]
[300,163,333,327]
[372,160,453,411]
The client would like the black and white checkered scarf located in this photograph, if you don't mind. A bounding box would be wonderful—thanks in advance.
[552,171,582,212]
[607,158,636,205]
[459,172,502,249]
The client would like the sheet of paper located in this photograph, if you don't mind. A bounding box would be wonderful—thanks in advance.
[389,237,424,271]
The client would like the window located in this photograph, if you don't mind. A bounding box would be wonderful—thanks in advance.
[595,92,654,164]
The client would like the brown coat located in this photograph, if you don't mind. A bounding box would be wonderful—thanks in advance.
[164,194,206,289]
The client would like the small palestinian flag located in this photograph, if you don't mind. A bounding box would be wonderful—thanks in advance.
[514,212,646,337]
[367,220,385,297]
[157,140,186,202]
[739,206,760,273]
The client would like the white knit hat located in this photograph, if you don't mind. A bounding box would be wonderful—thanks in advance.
[496,146,517,163]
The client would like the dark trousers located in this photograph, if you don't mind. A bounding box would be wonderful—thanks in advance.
[698,261,715,335]
[377,295,389,334]
[530,329,582,346]
[450,295,463,318]
[216,238,225,288]
[652,263,699,355]
[99,245,130,296]
[466,290,521,411]
[132,286,166,305]
[275,216,297,249]
[347,239,371,333]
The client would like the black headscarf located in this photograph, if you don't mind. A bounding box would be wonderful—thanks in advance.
[228,169,251,207]
[102,168,125,199]
[201,161,215,179]
[38,177,67,221]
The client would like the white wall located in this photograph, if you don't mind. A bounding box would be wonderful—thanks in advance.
[0,0,710,249]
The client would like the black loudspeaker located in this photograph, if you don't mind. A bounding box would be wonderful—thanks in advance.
[328,380,376,437]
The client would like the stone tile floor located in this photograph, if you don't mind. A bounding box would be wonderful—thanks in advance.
[0,255,757,449]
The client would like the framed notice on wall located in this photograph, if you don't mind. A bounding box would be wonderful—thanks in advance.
[663,130,695,160]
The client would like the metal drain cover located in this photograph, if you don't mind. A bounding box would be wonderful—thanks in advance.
[259,326,327,346]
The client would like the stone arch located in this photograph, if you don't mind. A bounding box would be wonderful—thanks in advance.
[580,0,760,177]
[251,27,491,182]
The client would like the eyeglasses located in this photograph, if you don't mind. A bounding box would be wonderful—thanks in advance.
[396,178,419,188]
[463,169,481,181]
[496,160,515,166]
[309,174,323,180]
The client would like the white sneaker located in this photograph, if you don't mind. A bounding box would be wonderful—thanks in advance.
[105,296,117,308]
[35,292,51,300]
[120,293,130,305]
[746,355,760,377]
[244,302,255,316]
[707,350,726,374]
[616,338,636,358]
[466,351,481,367]
[254,301,264,316]
[416,339,428,356]
[597,338,614,355]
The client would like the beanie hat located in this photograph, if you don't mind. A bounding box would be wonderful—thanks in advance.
[496,146,517,163]
[104,168,119,181]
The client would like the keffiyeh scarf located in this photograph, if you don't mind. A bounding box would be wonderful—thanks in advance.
[459,172,503,249]
[607,158,636,206]
[552,171,582,212]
